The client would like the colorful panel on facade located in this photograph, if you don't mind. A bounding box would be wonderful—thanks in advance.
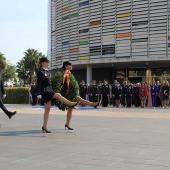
[116,13,131,18]
[62,41,69,45]
[90,20,101,26]
[116,33,131,38]
[79,41,89,45]
[78,56,89,60]
[70,13,78,18]
[79,1,89,7]
[62,6,69,12]
[70,48,78,52]
[50,0,170,69]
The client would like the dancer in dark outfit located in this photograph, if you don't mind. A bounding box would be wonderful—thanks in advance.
[60,61,99,130]
[0,74,16,122]
[36,58,78,133]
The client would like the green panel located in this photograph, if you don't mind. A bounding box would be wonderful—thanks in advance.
[79,41,89,45]
[70,13,78,18]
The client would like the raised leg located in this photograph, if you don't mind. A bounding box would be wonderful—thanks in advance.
[78,96,96,106]
[53,93,77,107]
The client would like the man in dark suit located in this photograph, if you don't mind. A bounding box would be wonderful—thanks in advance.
[92,80,98,102]
[125,80,133,107]
[0,74,17,120]
[101,80,110,107]
[79,80,88,106]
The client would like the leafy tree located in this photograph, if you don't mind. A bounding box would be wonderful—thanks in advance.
[0,52,6,73]
[2,61,16,82]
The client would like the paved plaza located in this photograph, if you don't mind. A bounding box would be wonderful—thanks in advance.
[0,104,170,170]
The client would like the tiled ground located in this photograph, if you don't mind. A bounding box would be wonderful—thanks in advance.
[0,104,170,170]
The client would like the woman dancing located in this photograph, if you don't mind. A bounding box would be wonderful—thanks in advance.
[58,61,99,130]
[36,58,77,133]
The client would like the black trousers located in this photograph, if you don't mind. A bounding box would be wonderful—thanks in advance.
[102,94,108,107]
[0,98,10,117]
[126,95,132,107]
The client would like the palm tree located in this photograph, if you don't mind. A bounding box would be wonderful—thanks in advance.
[0,52,6,73]
[24,48,40,83]
[16,59,29,85]
[23,48,47,83]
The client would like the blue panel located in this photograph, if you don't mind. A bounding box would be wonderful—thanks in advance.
[79,1,89,7]
[62,41,69,45]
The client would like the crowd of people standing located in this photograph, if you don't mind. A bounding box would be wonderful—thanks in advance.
[79,79,170,109]
[29,77,170,109]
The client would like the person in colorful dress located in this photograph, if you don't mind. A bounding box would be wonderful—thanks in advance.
[139,82,148,108]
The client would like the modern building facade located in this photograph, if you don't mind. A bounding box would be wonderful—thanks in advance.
[48,0,170,84]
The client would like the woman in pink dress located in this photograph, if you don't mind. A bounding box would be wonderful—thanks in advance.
[147,82,152,108]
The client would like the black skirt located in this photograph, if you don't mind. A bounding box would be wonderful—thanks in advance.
[42,86,55,103]
[163,94,169,100]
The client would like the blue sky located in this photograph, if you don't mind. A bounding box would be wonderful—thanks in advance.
[0,0,48,65]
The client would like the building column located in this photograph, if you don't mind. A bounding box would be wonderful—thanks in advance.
[86,64,92,84]
[146,69,151,83]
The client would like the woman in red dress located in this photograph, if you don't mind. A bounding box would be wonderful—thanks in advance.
[139,82,148,108]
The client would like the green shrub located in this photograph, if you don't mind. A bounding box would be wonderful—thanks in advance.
[3,87,29,104]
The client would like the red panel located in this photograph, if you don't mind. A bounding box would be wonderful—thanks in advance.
[90,20,101,26]
[168,36,170,40]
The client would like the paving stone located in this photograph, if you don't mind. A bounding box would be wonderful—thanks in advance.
[0,104,170,170]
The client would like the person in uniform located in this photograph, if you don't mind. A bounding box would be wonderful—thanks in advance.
[112,81,122,107]
[92,80,98,102]
[0,74,16,121]
[101,80,110,107]
[88,81,94,102]
[79,80,88,106]
[112,80,118,107]
[97,81,102,104]
[133,83,140,107]
[30,82,37,105]
[162,80,170,108]
[60,61,99,130]
[125,80,133,107]
[36,58,78,133]
[121,81,127,107]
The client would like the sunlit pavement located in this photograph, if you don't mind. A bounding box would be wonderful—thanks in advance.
[0,104,170,170]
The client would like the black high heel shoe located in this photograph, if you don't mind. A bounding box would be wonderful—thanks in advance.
[94,101,100,109]
[42,127,51,133]
[65,124,73,130]
[71,101,78,108]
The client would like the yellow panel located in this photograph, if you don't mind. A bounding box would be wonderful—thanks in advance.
[116,13,131,18]
[78,56,89,60]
